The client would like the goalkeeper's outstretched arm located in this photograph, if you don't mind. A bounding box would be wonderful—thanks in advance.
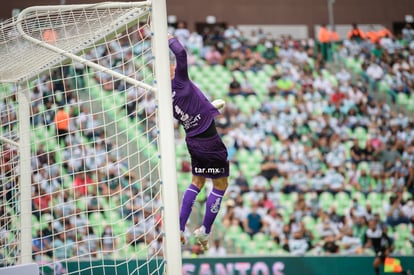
[168,34,189,82]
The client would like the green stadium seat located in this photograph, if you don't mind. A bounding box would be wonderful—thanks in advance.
[244,240,260,255]
[396,93,409,106]
[114,243,130,259]
[89,212,106,236]
[253,232,269,243]
[274,248,289,255]
[175,142,188,157]
[263,64,275,76]
[353,126,368,142]
[279,193,295,213]
[188,66,201,79]
[227,224,242,236]
[177,172,192,192]
[402,191,413,201]
[335,192,351,215]
[266,240,279,253]
[378,81,391,94]
[233,70,245,82]
[366,192,383,210]
[229,162,240,179]
[273,141,284,157]
[247,95,261,109]
[345,57,355,70]
[105,210,121,222]
[38,213,53,230]
[287,94,296,106]
[352,191,367,206]
[395,224,410,240]
[239,162,256,181]
[406,95,414,111]
[76,196,89,211]
[113,219,132,236]
[357,161,370,172]
[251,149,263,163]
[397,241,413,255]
[236,148,250,163]
[129,242,149,258]
[302,215,316,231]
[319,191,334,211]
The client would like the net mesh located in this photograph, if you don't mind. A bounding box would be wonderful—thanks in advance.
[0,84,20,268]
[0,2,150,83]
[0,2,169,274]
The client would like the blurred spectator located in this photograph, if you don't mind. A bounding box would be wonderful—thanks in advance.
[42,101,55,129]
[287,230,310,255]
[263,208,285,240]
[127,213,148,246]
[0,97,17,131]
[352,215,368,244]
[402,23,414,44]
[32,229,53,260]
[233,172,250,195]
[81,227,99,258]
[53,231,75,260]
[347,23,365,42]
[174,21,190,47]
[32,186,52,219]
[239,75,257,96]
[402,198,414,224]
[222,199,238,228]
[72,171,95,198]
[77,106,103,141]
[187,31,204,55]
[340,226,363,255]
[365,58,384,91]
[101,225,117,255]
[205,44,222,66]
[318,24,339,61]
[318,214,340,238]
[355,169,375,195]
[276,71,296,96]
[207,239,227,256]
[385,194,410,227]
[228,76,242,96]
[148,236,164,257]
[54,105,70,146]
[262,41,277,65]
[243,203,265,238]
[322,235,340,254]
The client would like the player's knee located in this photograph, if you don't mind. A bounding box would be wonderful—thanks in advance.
[192,176,206,189]
[212,177,228,190]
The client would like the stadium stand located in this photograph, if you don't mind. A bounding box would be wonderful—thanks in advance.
[1,22,412,260]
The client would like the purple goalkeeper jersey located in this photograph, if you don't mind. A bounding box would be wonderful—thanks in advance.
[169,38,219,137]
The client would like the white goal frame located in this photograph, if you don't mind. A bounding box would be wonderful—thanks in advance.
[1,1,182,274]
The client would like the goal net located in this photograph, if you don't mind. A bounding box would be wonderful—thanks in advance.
[0,1,181,274]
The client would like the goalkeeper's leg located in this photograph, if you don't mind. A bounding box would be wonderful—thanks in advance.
[179,176,206,245]
[195,176,228,251]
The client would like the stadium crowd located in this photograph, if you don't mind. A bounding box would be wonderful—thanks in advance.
[173,22,414,257]
[1,20,413,264]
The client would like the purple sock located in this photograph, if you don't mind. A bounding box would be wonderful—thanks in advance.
[179,184,200,232]
[203,188,226,234]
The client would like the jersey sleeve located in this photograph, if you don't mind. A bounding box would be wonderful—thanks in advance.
[169,37,189,82]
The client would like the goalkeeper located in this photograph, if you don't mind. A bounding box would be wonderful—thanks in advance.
[168,34,228,251]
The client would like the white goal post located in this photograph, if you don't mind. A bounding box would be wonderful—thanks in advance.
[0,1,181,274]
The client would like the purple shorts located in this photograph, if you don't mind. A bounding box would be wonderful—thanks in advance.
[185,134,229,179]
